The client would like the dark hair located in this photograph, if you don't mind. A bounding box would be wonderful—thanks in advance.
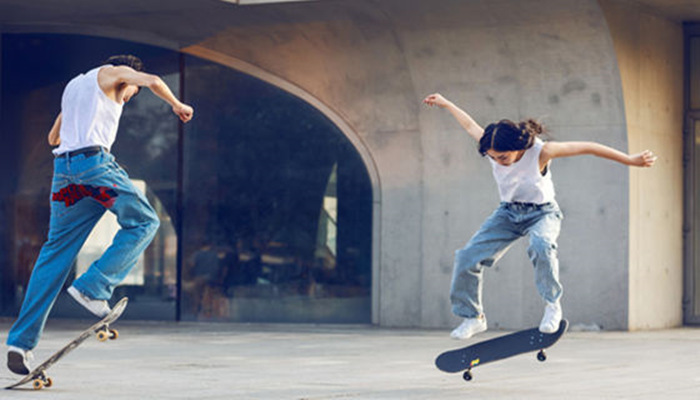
[478,118,546,156]
[104,55,145,72]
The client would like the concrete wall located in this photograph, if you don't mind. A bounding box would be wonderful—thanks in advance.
[184,0,632,330]
[3,0,684,330]
[599,0,684,330]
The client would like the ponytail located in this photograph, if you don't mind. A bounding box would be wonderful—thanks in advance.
[518,118,546,137]
[479,118,546,156]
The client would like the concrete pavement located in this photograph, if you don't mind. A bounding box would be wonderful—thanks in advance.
[1,320,699,399]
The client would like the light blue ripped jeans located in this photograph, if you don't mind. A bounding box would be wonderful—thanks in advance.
[451,202,563,318]
[7,149,160,350]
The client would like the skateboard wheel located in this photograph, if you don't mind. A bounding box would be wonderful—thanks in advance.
[44,377,53,388]
[462,370,473,382]
[33,379,44,390]
[537,350,547,362]
[97,330,109,342]
[109,329,119,340]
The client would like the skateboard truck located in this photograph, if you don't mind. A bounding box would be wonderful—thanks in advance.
[32,372,52,390]
[537,349,547,362]
[463,358,480,381]
[96,326,119,342]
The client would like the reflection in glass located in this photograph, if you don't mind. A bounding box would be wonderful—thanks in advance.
[0,33,373,324]
[692,38,700,110]
[317,163,338,261]
[182,57,372,323]
[695,120,700,315]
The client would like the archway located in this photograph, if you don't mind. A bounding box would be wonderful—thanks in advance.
[0,32,377,324]
[180,53,376,323]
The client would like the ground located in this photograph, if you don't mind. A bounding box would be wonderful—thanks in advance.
[1,320,698,399]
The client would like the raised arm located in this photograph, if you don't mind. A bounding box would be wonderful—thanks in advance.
[423,93,484,141]
[47,113,62,146]
[98,65,193,123]
[540,141,656,168]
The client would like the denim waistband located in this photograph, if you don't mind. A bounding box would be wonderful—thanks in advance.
[501,201,556,210]
[55,146,108,159]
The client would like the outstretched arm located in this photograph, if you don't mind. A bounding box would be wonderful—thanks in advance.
[423,93,484,141]
[47,113,62,146]
[99,65,193,123]
[541,141,656,168]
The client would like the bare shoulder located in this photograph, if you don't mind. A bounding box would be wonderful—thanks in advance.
[97,65,122,89]
[539,141,571,164]
[540,141,557,158]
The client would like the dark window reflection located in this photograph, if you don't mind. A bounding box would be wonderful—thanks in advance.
[182,58,372,323]
[0,33,373,324]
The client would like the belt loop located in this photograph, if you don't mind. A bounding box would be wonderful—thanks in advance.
[65,150,71,172]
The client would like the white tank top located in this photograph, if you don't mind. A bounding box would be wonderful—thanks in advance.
[489,138,556,204]
[53,66,123,155]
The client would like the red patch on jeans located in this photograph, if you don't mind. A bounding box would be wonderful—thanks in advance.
[52,184,118,208]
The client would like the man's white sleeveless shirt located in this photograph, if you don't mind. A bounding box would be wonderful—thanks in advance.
[489,138,556,204]
[53,66,123,155]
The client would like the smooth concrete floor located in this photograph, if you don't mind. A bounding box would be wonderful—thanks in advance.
[1,320,699,399]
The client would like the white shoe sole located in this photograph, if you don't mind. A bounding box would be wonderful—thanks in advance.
[450,324,487,340]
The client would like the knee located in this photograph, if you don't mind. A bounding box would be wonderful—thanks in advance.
[454,248,473,267]
[528,236,557,258]
[139,206,160,237]
[146,213,160,235]
[454,248,491,272]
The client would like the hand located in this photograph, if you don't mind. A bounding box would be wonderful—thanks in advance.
[423,93,451,108]
[173,103,194,123]
[629,150,657,167]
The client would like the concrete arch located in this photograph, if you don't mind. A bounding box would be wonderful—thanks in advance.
[181,45,383,324]
[1,26,382,323]
[180,46,381,201]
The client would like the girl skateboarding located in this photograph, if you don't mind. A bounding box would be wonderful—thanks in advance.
[423,93,655,339]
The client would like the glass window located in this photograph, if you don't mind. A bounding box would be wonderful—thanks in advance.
[692,37,700,110]
[695,119,700,316]
[0,33,373,324]
[181,56,372,323]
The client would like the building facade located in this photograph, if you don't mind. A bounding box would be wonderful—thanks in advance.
[0,0,698,330]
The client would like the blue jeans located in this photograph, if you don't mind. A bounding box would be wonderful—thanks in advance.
[7,149,159,350]
[451,202,563,318]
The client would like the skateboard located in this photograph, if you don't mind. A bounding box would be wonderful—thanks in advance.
[435,319,568,382]
[5,297,129,390]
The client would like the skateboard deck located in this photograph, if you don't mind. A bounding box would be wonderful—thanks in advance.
[436,319,568,381]
[5,297,129,390]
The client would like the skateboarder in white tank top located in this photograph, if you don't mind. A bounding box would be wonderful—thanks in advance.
[423,93,656,340]
[7,55,193,375]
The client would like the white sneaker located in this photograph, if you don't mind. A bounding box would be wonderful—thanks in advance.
[68,286,111,318]
[539,301,562,333]
[7,345,33,375]
[450,316,488,340]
